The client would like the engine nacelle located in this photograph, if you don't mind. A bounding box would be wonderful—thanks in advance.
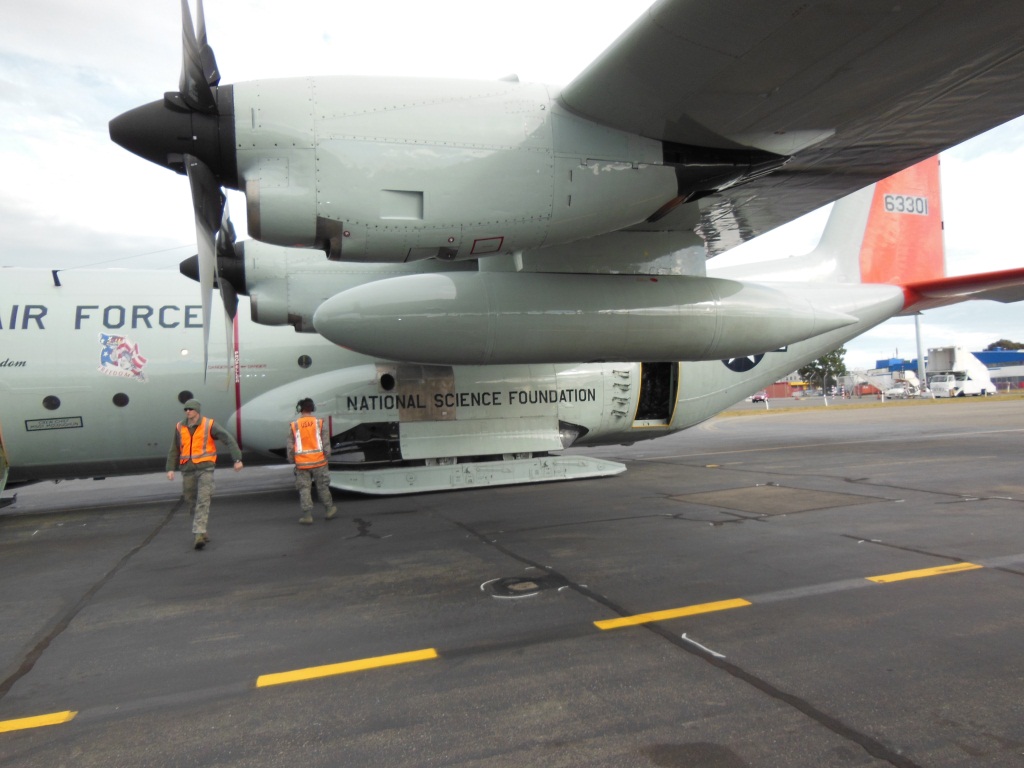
[233,77,680,262]
[238,242,477,331]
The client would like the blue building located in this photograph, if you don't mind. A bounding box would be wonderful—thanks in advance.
[872,348,1024,391]
[973,349,1024,367]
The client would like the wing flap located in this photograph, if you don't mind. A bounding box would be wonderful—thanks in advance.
[563,0,1024,253]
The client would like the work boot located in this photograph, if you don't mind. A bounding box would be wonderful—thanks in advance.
[298,513,314,525]
[325,507,337,521]
[194,534,206,550]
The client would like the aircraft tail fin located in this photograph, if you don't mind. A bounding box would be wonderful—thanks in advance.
[850,155,945,285]
[828,156,1024,311]
[712,155,1024,308]
[805,155,945,286]
[710,156,945,285]
[847,155,1024,312]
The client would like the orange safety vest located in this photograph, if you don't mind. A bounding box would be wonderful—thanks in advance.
[290,415,327,469]
[178,417,217,465]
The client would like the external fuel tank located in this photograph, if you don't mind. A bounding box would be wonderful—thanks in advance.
[312,272,856,365]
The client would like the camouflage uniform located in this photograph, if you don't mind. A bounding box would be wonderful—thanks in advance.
[294,464,335,518]
[166,409,243,544]
[287,414,337,522]
[180,469,216,536]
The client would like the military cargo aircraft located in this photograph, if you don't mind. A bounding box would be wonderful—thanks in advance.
[107,1,1024,372]
[5,1,1024,497]
[3,156,1022,496]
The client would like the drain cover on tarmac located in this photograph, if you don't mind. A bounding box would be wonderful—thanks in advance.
[483,575,569,597]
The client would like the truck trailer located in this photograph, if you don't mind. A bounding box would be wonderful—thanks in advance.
[926,346,995,397]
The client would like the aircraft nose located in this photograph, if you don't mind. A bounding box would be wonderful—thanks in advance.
[108,90,237,188]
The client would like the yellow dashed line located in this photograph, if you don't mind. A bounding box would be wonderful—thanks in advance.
[597,562,988,629]
[256,648,438,688]
[1,560,997,725]
[0,710,77,733]
[866,562,984,583]
[595,598,751,630]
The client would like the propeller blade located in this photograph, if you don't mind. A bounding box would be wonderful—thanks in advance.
[220,277,238,392]
[216,196,239,390]
[183,154,222,380]
[178,0,218,113]
[177,204,244,322]
[215,195,236,259]
[215,195,238,319]
[195,0,221,87]
[219,279,239,322]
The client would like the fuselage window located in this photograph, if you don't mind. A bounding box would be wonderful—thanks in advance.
[298,355,312,369]
[178,390,194,404]
[113,393,129,408]
[42,395,60,411]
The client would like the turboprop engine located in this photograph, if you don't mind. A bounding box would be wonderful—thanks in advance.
[109,2,787,271]
[312,272,856,365]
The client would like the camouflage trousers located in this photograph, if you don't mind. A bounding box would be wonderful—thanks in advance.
[181,469,215,535]
[295,465,336,516]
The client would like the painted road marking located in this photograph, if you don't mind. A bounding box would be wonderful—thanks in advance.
[256,648,438,688]
[866,562,984,583]
[595,598,751,630]
[1,556,1006,730]
[0,710,77,733]
[596,561,988,630]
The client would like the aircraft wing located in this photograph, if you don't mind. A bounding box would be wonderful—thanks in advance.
[901,268,1024,314]
[560,0,1024,254]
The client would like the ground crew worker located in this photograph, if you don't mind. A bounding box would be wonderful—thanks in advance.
[166,399,243,550]
[287,397,337,525]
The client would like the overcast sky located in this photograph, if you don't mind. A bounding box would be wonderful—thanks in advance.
[2,0,1021,370]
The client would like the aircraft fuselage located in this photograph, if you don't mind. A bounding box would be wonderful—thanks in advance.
[0,268,901,490]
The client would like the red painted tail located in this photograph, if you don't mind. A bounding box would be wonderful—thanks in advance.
[713,155,1024,310]
[859,156,945,285]
[868,156,1024,313]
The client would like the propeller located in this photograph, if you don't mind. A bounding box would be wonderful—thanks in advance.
[182,154,220,377]
[182,152,244,383]
[215,200,239,321]
[110,0,242,380]
[186,2,246,332]
[179,0,231,381]
[178,0,220,113]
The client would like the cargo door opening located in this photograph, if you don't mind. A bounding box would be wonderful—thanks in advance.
[633,362,678,427]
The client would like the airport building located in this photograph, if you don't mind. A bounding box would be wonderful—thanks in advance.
[761,347,1024,400]
[870,348,1024,392]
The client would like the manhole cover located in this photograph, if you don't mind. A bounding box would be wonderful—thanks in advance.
[482,575,568,598]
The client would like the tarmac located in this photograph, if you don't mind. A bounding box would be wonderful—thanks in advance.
[1,395,1023,767]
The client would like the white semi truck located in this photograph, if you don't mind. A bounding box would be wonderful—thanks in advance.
[927,346,995,397]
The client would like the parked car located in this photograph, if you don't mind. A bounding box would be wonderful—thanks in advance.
[751,391,768,403]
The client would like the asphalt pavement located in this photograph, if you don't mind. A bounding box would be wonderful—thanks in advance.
[2,396,1023,767]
